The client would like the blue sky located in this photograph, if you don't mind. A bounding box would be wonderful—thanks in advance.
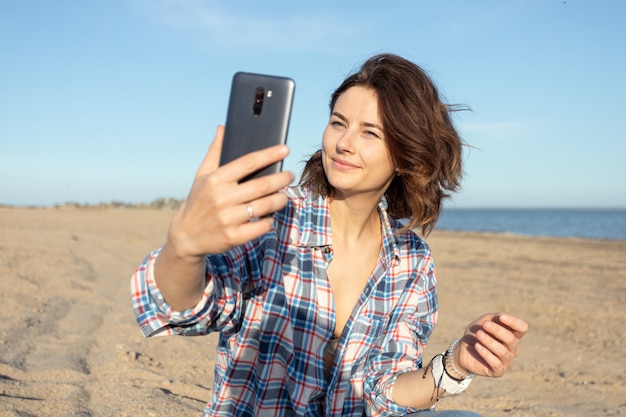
[1,0,625,207]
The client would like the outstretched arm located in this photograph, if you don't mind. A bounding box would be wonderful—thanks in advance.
[154,125,294,311]
[392,313,528,410]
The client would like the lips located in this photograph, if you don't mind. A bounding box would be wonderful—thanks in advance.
[331,157,359,170]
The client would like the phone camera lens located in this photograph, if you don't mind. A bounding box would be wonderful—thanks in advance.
[253,87,265,116]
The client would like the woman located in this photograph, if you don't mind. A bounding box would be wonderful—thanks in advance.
[131,53,528,416]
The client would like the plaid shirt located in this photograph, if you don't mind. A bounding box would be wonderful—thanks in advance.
[131,186,438,416]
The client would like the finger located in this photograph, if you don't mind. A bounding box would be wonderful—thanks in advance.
[497,313,529,338]
[196,125,225,177]
[483,320,518,345]
[201,171,294,224]
[212,182,291,228]
[476,324,516,361]
[234,216,277,243]
[216,144,290,184]
[236,170,295,202]
[474,341,506,377]
[238,191,289,223]
[203,216,275,252]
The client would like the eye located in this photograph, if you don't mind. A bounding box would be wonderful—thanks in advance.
[364,129,381,139]
[330,119,346,128]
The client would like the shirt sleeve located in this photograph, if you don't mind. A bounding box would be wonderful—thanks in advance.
[130,239,265,338]
[362,253,439,416]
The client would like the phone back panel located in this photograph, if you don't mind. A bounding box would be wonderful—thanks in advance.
[220,72,295,181]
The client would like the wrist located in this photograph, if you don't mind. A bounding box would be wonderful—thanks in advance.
[444,339,472,380]
[161,239,205,265]
[431,353,474,395]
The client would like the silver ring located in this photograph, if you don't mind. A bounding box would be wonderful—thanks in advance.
[245,202,254,220]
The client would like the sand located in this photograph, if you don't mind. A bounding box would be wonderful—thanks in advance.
[0,206,624,417]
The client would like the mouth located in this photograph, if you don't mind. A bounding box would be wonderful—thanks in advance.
[331,157,359,170]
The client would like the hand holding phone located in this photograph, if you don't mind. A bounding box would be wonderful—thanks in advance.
[160,72,296,266]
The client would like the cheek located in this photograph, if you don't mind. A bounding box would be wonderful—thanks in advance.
[365,146,394,172]
[321,128,335,165]
[321,126,333,153]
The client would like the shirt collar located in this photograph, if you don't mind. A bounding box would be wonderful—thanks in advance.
[297,188,400,267]
[298,188,333,248]
[378,196,402,268]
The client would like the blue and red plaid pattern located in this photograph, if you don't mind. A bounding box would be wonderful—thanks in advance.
[131,186,438,416]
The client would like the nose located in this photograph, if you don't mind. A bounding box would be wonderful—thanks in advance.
[336,129,356,153]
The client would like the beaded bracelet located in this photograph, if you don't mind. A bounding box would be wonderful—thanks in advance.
[444,339,473,380]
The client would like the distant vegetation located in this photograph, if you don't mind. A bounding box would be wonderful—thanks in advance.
[50,197,184,210]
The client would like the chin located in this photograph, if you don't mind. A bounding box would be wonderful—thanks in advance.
[326,172,353,190]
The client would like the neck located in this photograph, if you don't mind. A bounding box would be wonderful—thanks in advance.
[329,195,382,244]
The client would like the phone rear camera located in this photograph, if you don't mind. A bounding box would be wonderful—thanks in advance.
[253,87,265,116]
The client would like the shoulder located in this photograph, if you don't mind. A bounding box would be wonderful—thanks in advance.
[277,185,308,219]
[380,204,432,257]
[386,216,434,274]
[394,219,430,252]
[273,185,310,234]
[283,184,309,205]
[279,185,328,216]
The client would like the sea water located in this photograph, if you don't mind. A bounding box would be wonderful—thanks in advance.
[435,208,626,242]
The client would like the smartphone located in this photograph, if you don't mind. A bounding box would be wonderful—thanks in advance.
[220,72,295,182]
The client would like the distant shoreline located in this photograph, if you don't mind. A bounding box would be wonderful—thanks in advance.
[437,207,626,242]
[2,205,625,244]
[0,198,184,210]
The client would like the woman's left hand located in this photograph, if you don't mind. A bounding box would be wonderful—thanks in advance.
[455,313,529,378]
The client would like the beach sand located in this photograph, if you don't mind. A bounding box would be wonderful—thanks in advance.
[1,207,624,416]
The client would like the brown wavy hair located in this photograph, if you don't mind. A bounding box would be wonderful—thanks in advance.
[300,53,466,236]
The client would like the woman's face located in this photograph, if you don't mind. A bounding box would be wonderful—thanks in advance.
[322,86,396,199]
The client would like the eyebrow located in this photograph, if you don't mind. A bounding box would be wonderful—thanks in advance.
[331,111,383,132]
